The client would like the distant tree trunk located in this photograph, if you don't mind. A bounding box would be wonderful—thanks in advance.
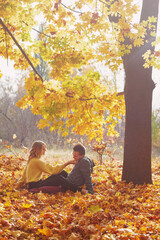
[122,0,159,184]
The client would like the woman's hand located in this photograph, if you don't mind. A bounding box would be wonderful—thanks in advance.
[64,160,76,167]
[68,160,77,164]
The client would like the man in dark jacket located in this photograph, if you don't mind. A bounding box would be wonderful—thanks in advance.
[67,144,95,194]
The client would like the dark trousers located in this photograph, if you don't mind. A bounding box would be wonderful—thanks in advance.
[28,170,80,193]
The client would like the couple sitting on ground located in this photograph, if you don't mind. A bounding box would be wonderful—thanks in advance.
[16,141,95,194]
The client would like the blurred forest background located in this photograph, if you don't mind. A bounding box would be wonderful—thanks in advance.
[0,62,160,159]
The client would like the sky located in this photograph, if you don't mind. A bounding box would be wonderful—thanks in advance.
[0,0,160,110]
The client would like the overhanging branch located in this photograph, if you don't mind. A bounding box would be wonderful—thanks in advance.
[60,3,83,14]
[0,109,12,123]
[66,91,124,100]
[22,21,51,39]
[0,18,44,82]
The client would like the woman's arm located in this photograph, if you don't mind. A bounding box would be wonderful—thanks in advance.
[38,159,76,175]
[63,160,76,167]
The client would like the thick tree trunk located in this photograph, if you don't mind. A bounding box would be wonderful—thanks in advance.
[122,0,159,184]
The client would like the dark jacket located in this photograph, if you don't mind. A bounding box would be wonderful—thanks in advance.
[67,156,95,194]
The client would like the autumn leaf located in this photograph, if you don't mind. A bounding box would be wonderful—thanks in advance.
[88,205,102,214]
[38,227,52,236]
[0,153,160,239]
[12,134,17,139]
[22,203,33,208]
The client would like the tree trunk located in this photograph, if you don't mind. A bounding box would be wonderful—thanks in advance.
[122,0,159,184]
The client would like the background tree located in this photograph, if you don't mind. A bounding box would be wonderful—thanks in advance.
[122,0,159,184]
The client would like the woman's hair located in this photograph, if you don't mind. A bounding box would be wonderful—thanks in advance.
[73,144,85,155]
[28,141,46,163]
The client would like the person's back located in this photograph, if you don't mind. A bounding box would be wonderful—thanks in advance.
[67,156,95,194]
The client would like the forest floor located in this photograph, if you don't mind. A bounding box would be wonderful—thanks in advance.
[0,148,160,240]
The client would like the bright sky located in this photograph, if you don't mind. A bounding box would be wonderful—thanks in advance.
[0,0,160,110]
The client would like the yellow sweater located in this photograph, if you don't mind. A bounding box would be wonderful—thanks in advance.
[17,157,66,186]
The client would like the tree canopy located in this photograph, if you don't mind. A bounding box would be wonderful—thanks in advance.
[0,0,158,142]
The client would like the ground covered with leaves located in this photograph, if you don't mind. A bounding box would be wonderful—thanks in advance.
[0,154,160,240]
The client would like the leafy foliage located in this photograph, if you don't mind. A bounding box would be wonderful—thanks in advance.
[0,153,160,239]
[16,71,125,141]
[1,0,155,141]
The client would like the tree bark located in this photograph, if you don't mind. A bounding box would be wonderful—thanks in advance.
[122,0,159,184]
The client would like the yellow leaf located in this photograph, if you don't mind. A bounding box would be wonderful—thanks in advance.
[137,197,142,202]
[0,71,3,78]
[133,38,144,47]
[4,201,11,207]
[37,119,50,129]
[140,226,147,232]
[38,227,52,237]
[115,220,126,226]
[13,134,17,139]
[22,203,33,208]
[88,205,102,214]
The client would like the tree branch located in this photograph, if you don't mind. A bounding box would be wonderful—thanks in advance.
[66,92,98,101]
[60,3,83,14]
[22,21,51,39]
[66,91,124,100]
[0,109,12,123]
[99,0,108,6]
[117,91,124,96]
[0,18,44,82]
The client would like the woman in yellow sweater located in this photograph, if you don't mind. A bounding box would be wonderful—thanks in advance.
[16,140,76,190]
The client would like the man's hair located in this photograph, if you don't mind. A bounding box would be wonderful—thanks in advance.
[73,144,85,155]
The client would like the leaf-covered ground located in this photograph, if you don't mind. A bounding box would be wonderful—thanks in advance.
[0,154,160,240]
